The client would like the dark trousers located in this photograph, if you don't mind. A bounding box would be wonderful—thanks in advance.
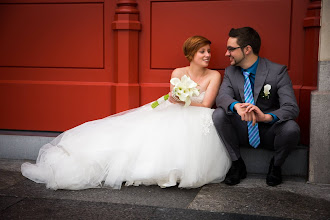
[212,107,300,166]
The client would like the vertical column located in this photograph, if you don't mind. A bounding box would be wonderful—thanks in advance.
[309,0,330,184]
[300,0,321,145]
[112,0,141,113]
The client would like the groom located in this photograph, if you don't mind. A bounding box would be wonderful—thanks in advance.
[212,27,300,186]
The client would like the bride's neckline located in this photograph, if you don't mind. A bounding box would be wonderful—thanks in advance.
[185,67,207,86]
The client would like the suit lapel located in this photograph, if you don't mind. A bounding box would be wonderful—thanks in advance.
[235,68,245,102]
[254,58,269,103]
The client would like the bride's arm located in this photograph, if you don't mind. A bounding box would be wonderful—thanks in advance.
[190,70,221,108]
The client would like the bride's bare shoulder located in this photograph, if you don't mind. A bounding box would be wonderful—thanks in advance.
[171,67,188,78]
[207,69,221,80]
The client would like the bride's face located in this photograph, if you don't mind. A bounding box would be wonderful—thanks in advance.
[192,44,211,67]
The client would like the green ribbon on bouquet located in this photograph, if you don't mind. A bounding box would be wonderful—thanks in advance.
[151,94,170,109]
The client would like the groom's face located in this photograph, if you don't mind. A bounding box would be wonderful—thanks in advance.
[225,37,245,67]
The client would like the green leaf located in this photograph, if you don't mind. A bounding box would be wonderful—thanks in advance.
[151,101,159,109]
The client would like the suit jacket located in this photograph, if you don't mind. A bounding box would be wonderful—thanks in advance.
[216,57,299,122]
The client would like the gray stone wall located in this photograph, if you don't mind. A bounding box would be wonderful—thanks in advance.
[309,89,330,183]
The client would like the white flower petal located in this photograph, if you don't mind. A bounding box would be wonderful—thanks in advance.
[264,84,271,96]
[181,75,189,83]
[178,95,187,102]
[170,78,180,86]
[192,89,200,96]
[184,97,191,107]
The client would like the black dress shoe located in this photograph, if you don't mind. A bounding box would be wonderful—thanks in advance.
[224,157,247,185]
[266,157,282,186]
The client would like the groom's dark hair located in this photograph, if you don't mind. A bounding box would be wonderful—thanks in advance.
[229,27,261,55]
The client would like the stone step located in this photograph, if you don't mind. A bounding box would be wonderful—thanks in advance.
[0,130,308,177]
[241,145,308,177]
[0,130,58,160]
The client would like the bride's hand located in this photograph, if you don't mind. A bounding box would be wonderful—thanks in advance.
[168,92,182,104]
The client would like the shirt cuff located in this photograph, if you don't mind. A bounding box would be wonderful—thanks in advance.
[229,101,240,113]
[266,113,279,124]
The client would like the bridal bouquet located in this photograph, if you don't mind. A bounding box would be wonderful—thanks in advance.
[151,75,200,108]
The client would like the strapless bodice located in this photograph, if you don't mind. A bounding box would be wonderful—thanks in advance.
[191,91,205,103]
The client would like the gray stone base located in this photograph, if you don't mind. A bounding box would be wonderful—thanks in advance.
[241,145,308,177]
[309,90,330,184]
[318,61,330,91]
[0,131,57,160]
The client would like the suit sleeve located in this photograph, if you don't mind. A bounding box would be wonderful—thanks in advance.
[269,66,299,122]
[216,68,240,114]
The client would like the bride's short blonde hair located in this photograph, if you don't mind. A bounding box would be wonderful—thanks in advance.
[183,36,211,62]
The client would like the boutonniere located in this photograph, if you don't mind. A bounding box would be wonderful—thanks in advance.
[262,84,271,99]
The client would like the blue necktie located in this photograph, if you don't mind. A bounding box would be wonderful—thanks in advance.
[243,71,260,148]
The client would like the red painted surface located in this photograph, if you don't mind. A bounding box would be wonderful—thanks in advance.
[150,0,291,70]
[0,3,104,68]
[139,0,302,102]
[112,0,141,113]
[0,0,320,145]
[0,80,116,131]
[0,0,116,131]
[299,0,321,145]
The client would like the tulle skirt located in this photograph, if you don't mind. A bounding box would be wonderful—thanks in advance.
[21,100,231,190]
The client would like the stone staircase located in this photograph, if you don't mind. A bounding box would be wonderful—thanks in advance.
[0,130,309,177]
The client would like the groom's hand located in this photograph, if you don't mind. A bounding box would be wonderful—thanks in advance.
[240,103,273,123]
[234,103,257,126]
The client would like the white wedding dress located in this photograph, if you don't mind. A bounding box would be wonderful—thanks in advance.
[21,92,231,190]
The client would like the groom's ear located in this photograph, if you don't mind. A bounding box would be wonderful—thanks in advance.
[244,45,253,55]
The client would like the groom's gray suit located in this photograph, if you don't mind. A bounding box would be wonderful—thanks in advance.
[212,57,300,166]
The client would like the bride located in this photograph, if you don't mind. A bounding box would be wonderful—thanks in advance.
[21,36,231,190]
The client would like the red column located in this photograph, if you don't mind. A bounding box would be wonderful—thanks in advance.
[112,0,141,113]
[300,0,321,145]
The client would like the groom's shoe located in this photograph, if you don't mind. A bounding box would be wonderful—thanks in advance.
[266,157,282,186]
[224,157,247,185]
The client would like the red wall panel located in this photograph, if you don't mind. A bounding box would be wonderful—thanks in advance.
[0,0,116,131]
[0,3,104,68]
[0,80,115,131]
[139,0,300,104]
[150,0,291,70]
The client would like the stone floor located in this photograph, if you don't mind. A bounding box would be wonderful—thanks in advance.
[1,159,329,220]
